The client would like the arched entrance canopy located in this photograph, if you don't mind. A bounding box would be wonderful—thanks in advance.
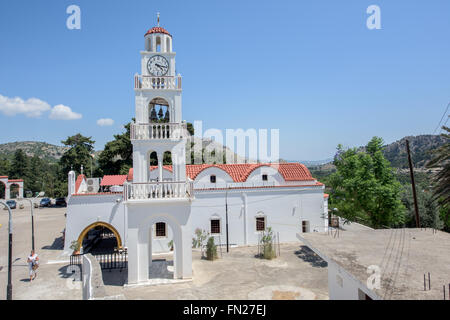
[77,221,123,250]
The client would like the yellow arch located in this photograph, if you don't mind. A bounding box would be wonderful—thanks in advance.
[77,222,123,250]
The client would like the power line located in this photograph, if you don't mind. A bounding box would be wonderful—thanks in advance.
[433,102,450,134]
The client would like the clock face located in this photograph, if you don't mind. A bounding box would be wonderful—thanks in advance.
[147,55,169,76]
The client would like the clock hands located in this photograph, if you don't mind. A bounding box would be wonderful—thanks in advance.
[155,63,167,70]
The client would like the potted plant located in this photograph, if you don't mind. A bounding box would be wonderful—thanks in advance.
[167,240,174,251]
[261,227,276,260]
[70,240,81,255]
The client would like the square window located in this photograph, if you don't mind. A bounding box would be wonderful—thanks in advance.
[262,174,268,181]
[210,175,216,183]
[155,222,166,237]
[256,217,265,231]
[211,219,220,234]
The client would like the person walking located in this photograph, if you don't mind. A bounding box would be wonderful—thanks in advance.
[27,250,39,282]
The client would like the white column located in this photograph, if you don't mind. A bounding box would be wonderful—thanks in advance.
[242,193,248,245]
[127,228,139,284]
[176,224,192,279]
[5,185,10,200]
[158,152,163,182]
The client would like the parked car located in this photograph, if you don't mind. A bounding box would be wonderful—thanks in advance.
[55,197,67,207]
[40,198,52,207]
[5,200,16,209]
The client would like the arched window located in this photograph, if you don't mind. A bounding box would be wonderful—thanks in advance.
[210,175,216,183]
[156,36,161,52]
[256,214,266,232]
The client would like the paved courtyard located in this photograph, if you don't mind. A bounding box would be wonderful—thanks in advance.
[0,201,329,300]
[0,202,80,300]
[103,244,329,300]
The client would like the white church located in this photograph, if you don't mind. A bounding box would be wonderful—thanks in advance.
[63,21,329,285]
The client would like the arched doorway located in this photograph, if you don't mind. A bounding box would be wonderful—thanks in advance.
[148,220,175,279]
[77,222,123,254]
[9,184,20,199]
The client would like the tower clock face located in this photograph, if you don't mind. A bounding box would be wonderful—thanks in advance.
[147,55,169,76]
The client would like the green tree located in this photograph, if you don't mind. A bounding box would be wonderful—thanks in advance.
[97,122,133,176]
[10,149,30,180]
[328,137,406,228]
[59,134,96,177]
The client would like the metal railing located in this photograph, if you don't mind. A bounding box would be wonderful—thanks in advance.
[130,122,188,140]
[70,251,128,272]
[123,180,194,201]
[134,75,182,90]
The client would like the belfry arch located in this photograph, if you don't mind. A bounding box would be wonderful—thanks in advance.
[149,97,171,123]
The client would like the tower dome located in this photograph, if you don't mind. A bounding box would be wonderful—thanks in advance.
[144,26,171,37]
[144,13,172,52]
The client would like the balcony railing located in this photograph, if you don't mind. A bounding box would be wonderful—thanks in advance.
[123,181,194,201]
[130,122,188,140]
[134,75,182,90]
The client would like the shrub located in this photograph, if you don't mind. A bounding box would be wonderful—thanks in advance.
[261,227,276,260]
[206,237,218,261]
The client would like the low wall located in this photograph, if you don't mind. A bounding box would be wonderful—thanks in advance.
[81,254,125,300]
[82,254,107,300]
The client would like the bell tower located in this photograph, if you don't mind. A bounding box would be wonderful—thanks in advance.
[131,15,187,186]
[125,16,193,284]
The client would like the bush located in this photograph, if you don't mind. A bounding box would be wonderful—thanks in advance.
[261,227,276,260]
[206,237,218,261]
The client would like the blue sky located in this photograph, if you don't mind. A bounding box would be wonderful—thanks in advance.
[0,0,449,161]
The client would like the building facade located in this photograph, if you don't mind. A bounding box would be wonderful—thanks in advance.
[63,22,328,285]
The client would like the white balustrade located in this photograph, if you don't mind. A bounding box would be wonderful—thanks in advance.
[130,122,187,140]
[123,181,194,201]
[134,75,182,90]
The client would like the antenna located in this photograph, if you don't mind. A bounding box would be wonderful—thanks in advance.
[157,12,160,27]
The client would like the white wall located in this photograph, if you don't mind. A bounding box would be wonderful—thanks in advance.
[64,194,127,255]
[327,260,379,300]
[190,186,327,247]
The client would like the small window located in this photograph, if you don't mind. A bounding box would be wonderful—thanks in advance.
[262,174,268,181]
[256,217,265,231]
[210,175,216,183]
[155,222,166,237]
[302,221,310,233]
[211,219,220,234]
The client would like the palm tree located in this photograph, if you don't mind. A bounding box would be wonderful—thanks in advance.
[427,125,450,225]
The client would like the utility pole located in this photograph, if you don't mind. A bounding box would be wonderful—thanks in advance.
[225,189,229,253]
[0,201,13,300]
[406,139,420,228]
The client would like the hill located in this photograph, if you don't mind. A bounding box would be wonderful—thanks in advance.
[0,141,69,162]
[381,134,446,169]
[306,134,446,179]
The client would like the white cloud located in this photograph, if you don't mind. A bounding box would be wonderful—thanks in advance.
[97,118,115,126]
[0,94,51,118]
[49,104,82,120]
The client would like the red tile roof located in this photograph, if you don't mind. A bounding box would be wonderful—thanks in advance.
[127,163,315,183]
[324,193,329,198]
[100,175,128,186]
[75,174,86,193]
[145,26,171,37]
